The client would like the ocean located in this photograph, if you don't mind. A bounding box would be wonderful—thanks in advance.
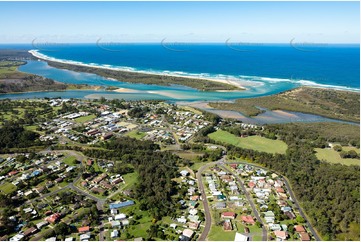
[0,43,359,101]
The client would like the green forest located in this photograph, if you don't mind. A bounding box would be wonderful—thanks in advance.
[82,137,181,219]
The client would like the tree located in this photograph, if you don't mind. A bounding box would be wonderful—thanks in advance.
[348,150,358,159]
[54,222,71,236]
[333,145,342,152]
[296,215,305,224]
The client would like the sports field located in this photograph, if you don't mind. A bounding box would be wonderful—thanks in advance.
[208,130,287,154]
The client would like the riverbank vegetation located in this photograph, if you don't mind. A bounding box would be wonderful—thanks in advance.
[209,87,360,122]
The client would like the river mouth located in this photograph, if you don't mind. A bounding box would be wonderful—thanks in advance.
[0,60,356,125]
[12,60,301,102]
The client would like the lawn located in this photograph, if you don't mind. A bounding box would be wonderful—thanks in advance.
[63,156,77,166]
[125,130,146,140]
[0,182,17,194]
[207,224,236,241]
[174,151,203,161]
[315,148,360,166]
[121,172,139,190]
[208,130,288,154]
[74,114,96,123]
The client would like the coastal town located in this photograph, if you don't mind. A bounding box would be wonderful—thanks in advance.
[0,98,320,241]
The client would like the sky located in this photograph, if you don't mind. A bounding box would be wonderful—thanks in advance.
[0,1,359,44]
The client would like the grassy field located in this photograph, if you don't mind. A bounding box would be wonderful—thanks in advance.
[62,156,78,166]
[207,225,236,241]
[0,182,17,194]
[125,130,146,140]
[74,114,96,123]
[315,148,360,166]
[209,130,288,154]
[174,151,203,161]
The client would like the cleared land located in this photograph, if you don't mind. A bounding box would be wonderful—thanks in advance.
[0,182,17,194]
[125,130,146,140]
[315,148,360,166]
[209,87,360,122]
[208,130,287,154]
[74,114,96,123]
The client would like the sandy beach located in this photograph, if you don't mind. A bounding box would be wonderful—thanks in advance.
[29,50,246,90]
[113,88,142,93]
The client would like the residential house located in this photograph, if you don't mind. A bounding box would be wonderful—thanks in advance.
[234,233,248,242]
[79,232,91,241]
[114,213,126,220]
[45,213,61,224]
[241,215,255,225]
[221,212,236,220]
[299,232,310,241]
[182,229,194,240]
[24,227,38,237]
[78,226,90,233]
[111,221,121,228]
[274,231,288,240]
[111,230,119,238]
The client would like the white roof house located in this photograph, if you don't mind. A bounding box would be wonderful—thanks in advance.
[80,232,91,241]
[114,213,126,220]
[111,230,119,238]
[234,232,248,242]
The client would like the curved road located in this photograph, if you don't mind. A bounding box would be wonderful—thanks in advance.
[226,161,321,241]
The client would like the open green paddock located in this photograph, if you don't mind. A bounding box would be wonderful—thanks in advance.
[315,148,360,166]
[208,130,287,154]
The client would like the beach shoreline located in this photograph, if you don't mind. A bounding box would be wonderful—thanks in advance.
[29,50,246,90]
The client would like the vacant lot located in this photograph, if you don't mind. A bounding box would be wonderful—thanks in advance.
[0,182,17,194]
[125,130,146,140]
[208,130,287,154]
[315,148,360,166]
[74,114,96,123]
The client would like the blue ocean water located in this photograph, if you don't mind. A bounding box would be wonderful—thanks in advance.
[0,43,359,102]
[28,43,360,90]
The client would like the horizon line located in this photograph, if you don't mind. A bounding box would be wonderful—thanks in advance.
[0,42,360,45]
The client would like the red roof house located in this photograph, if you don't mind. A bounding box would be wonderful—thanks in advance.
[274,231,288,240]
[8,170,19,176]
[46,213,61,224]
[300,232,310,241]
[294,225,306,233]
[78,226,90,233]
[221,212,236,219]
[241,215,255,225]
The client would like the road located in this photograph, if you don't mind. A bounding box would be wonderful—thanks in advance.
[219,164,268,241]
[196,160,218,241]
[32,149,106,210]
[225,161,321,241]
